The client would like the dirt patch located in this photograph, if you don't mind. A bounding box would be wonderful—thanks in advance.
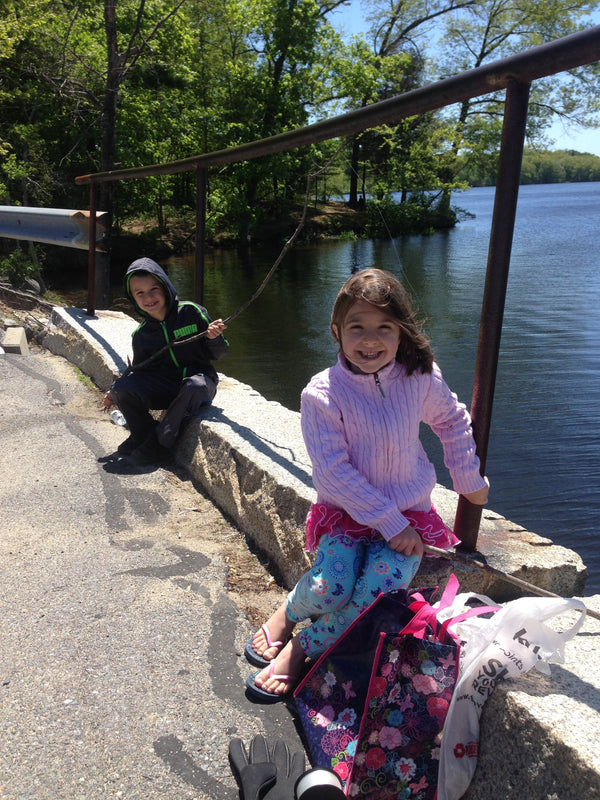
[151,471,288,629]
[154,468,287,628]
[0,286,57,351]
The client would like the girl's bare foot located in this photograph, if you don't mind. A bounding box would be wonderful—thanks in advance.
[254,637,306,696]
[251,603,295,661]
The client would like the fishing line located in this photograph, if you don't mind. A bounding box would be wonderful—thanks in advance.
[424,544,599,621]
[119,140,347,378]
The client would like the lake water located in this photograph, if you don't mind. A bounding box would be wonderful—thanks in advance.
[165,182,600,593]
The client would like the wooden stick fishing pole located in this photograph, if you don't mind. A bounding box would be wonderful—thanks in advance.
[423,544,600,622]
[119,143,346,379]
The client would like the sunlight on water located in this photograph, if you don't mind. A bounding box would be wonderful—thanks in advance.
[165,182,600,593]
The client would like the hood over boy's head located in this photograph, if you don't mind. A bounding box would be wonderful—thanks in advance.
[124,257,178,320]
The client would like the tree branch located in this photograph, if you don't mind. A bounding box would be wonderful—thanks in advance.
[118,142,346,378]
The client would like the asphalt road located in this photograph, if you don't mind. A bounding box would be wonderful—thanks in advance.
[0,347,306,800]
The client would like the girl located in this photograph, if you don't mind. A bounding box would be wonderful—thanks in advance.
[245,269,489,702]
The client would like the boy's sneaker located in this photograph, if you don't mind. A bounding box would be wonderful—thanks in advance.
[117,435,138,456]
[129,431,171,466]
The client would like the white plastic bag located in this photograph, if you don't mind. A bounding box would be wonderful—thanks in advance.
[437,594,586,800]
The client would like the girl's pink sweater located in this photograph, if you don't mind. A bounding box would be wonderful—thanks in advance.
[300,354,487,542]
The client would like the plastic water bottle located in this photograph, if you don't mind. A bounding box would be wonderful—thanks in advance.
[109,408,127,427]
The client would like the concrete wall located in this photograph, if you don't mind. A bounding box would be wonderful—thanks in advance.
[42,306,600,798]
[43,306,590,596]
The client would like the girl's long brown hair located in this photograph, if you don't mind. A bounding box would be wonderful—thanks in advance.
[331,269,434,375]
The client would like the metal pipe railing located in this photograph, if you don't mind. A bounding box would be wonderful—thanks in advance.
[454,78,531,549]
[73,24,600,551]
[75,26,600,186]
[195,168,207,306]
[87,185,98,315]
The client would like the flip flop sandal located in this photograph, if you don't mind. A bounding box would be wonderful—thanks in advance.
[245,662,293,704]
[244,623,284,668]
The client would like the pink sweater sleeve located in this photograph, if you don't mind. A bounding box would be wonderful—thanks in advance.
[301,362,486,541]
[422,366,487,496]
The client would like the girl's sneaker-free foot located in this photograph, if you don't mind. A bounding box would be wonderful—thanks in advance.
[245,638,306,703]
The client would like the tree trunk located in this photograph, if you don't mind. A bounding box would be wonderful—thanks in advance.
[439,98,470,215]
[348,137,360,207]
[95,0,122,309]
[100,0,120,221]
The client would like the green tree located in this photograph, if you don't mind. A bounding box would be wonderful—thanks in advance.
[203,0,346,240]
[329,0,474,207]
[0,1,65,207]
[519,148,600,184]
[99,0,190,217]
[433,0,600,195]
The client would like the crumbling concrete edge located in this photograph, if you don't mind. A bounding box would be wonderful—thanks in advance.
[177,420,314,588]
[44,307,136,391]
[171,374,588,601]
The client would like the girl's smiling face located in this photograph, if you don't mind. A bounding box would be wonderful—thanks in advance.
[332,299,401,374]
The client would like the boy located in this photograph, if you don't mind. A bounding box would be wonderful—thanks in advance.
[103,256,228,467]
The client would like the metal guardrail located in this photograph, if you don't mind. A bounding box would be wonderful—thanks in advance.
[73,25,600,551]
[0,206,108,251]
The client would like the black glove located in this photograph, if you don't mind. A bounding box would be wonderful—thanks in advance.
[229,734,277,800]
[263,739,306,800]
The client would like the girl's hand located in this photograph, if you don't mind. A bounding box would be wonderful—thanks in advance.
[387,525,424,557]
[102,391,114,410]
[206,318,227,339]
[462,476,490,506]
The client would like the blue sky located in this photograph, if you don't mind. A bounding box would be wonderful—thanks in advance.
[330,1,600,157]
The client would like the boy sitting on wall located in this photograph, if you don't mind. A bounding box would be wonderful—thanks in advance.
[103,256,228,468]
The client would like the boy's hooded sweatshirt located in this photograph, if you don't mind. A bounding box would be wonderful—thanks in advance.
[125,257,228,384]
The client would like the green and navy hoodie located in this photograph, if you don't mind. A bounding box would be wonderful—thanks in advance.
[125,257,228,384]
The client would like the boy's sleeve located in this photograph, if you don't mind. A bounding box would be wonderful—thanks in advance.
[130,325,152,366]
[204,328,229,361]
[188,302,229,361]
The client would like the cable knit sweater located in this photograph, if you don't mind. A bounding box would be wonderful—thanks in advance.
[300,353,487,542]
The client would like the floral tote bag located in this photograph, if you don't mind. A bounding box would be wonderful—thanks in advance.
[294,576,493,799]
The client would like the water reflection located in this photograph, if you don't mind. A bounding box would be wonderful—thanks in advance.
[164,182,600,592]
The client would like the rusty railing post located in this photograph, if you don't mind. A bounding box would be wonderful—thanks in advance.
[195,167,207,306]
[454,78,531,551]
[87,183,98,316]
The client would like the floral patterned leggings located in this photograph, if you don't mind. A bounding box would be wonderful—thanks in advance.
[286,531,421,659]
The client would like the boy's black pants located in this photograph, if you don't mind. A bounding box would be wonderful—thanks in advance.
[110,370,217,449]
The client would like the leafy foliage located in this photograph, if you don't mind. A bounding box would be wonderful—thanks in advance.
[0,245,41,287]
[0,0,598,267]
[520,148,600,184]
[456,147,600,185]
[433,0,600,164]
